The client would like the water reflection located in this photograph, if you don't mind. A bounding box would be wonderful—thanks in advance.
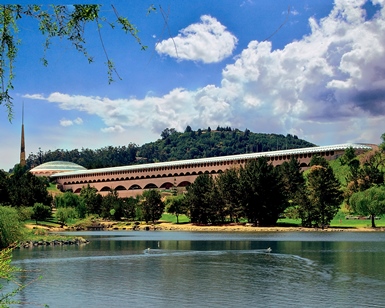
[10,231,385,308]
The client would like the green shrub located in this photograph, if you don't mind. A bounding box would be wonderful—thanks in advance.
[31,202,52,224]
[56,207,77,227]
[17,206,34,221]
[0,206,23,248]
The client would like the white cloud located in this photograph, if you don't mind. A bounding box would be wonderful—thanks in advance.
[25,1,385,145]
[101,125,125,133]
[60,117,83,127]
[74,117,83,125]
[60,119,74,127]
[155,15,238,63]
[23,93,45,100]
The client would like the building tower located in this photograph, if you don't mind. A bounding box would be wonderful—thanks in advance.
[20,102,26,167]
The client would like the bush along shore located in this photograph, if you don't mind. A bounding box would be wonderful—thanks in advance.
[18,237,89,249]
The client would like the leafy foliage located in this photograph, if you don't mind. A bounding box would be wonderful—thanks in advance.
[299,160,343,228]
[2,165,52,207]
[349,186,385,227]
[31,202,52,224]
[239,157,288,226]
[141,190,164,223]
[56,207,77,227]
[216,168,243,222]
[0,247,25,306]
[165,194,188,224]
[185,174,218,224]
[0,206,23,248]
[26,144,138,170]
[344,150,385,205]
[79,184,102,215]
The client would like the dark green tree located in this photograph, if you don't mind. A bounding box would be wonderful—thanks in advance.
[0,170,9,205]
[301,163,343,228]
[339,146,357,166]
[120,196,140,220]
[215,168,243,222]
[80,184,102,215]
[310,155,329,168]
[278,156,305,202]
[55,191,81,208]
[349,186,385,228]
[31,202,52,224]
[239,157,288,226]
[141,189,164,223]
[100,190,120,219]
[8,165,52,207]
[55,191,86,219]
[165,194,187,224]
[185,174,216,224]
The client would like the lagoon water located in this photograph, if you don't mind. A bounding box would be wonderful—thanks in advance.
[10,231,385,307]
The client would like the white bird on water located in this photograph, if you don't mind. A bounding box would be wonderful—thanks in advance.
[266,247,272,253]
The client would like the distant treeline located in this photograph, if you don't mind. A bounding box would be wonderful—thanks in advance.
[26,126,315,169]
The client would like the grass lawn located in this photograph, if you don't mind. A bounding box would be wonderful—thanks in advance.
[161,211,385,229]
[277,211,385,228]
[160,213,190,224]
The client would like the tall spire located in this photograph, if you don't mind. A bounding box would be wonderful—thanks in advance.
[20,102,26,166]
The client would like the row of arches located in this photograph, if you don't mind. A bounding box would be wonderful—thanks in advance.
[73,181,191,194]
[64,169,222,186]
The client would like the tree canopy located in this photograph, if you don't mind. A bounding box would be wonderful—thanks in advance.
[299,159,343,228]
[349,186,385,228]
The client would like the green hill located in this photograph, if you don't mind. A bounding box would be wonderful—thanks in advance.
[26,126,315,169]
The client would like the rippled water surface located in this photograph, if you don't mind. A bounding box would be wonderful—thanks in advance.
[10,231,385,307]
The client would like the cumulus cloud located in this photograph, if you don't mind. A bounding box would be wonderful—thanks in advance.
[155,15,238,63]
[60,119,74,127]
[25,1,385,145]
[59,117,83,127]
[101,125,125,133]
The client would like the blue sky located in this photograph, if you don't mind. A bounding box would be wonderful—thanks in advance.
[1,0,384,171]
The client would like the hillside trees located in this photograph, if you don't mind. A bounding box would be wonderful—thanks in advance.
[26,128,315,170]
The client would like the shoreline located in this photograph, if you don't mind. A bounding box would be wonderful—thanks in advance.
[34,222,385,233]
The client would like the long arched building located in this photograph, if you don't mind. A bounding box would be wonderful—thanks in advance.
[50,143,374,197]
